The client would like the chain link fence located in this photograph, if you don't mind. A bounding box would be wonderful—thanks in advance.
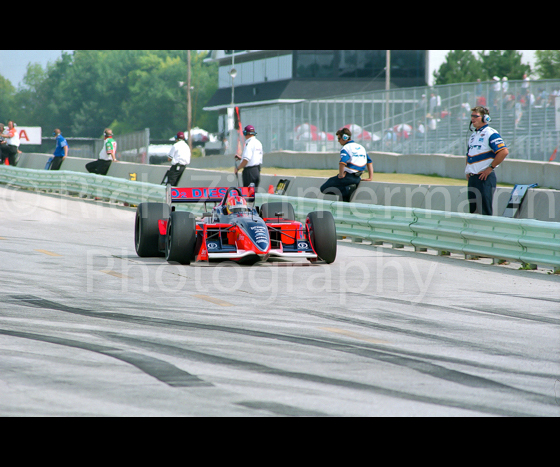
[237,78,560,161]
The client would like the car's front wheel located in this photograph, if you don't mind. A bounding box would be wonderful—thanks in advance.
[165,211,196,265]
[307,211,337,263]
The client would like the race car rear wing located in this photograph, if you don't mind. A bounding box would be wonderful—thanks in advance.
[166,186,255,204]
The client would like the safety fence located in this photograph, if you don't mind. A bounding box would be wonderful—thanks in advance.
[240,78,560,161]
[1,166,559,271]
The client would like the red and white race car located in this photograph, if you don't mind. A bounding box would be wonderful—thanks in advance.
[134,186,337,265]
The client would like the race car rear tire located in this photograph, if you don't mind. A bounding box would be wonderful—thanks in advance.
[260,201,295,221]
[166,211,196,265]
[307,211,337,264]
[135,202,170,257]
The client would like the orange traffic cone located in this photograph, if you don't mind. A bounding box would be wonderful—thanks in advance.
[268,184,274,194]
[5,158,9,166]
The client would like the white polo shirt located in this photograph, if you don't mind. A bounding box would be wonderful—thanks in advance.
[5,126,19,146]
[168,139,191,166]
[241,136,263,167]
[465,124,507,174]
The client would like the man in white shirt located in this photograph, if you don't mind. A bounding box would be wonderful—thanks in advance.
[234,125,263,188]
[165,131,191,186]
[466,106,509,215]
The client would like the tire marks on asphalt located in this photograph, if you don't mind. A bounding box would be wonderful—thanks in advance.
[0,328,212,388]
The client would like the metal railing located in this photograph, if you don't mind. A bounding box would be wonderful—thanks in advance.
[239,79,560,161]
[2,165,559,270]
[256,193,560,270]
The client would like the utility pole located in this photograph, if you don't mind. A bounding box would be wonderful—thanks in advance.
[187,50,193,154]
[385,50,391,128]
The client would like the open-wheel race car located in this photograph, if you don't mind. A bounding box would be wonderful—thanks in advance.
[134,186,337,265]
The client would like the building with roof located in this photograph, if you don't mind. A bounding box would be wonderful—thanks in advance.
[204,50,428,112]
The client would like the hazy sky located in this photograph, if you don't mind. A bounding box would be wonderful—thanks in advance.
[0,50,538,88]
[0,50,74,87]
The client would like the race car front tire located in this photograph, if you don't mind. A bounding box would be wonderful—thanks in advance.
[166,211,196,265]
[135,202,170,257]
[307,211,337,264]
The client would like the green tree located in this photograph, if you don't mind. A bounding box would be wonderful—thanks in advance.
[478,50,530,80]
[0,74,16,123]
[16,50,218,139]
[433,50,484,85]
[534,50,560,79]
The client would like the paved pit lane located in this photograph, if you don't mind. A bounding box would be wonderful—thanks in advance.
[0,185,559,416]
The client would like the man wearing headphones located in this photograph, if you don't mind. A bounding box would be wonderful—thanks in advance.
[165,131,191,186]
[234,124,263,188]
[320,127,373,202]
[466,106,509,215]
[86,128,117,175]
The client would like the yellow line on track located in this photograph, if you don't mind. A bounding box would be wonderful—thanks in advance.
[320,327,390,344]
[192,294,234,307]
[100,270,133,279]
[34,249,63,257]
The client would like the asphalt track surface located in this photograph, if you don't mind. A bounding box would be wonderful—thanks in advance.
[0,185,559,417]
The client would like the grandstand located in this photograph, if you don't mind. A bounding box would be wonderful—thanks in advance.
[239,78,560,161]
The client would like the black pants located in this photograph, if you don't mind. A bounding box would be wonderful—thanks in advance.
[1,145,18,166]
[320,172,362,202]
[242,165,261,188]
[49,157,64,170]
[468,171,496,215]
[166,164,187,186]
[86,159,112,175]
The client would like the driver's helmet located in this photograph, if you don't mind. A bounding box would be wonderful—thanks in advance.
[225,193,248,214]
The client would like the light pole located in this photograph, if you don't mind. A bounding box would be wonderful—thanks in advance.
[229,52,238,155]
[187,50,193,155]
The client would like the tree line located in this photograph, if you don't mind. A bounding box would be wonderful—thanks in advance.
[0,50,218,139]
[432,50,560,85]
[1,50,558,140]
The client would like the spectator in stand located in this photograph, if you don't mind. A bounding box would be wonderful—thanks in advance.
[536,88,548,107]
[417,94,427,114]
[526,89,535,107]
[501,77,509,96]
[548,89,559,107]
[504,91,516,109]
[490,76,501,108]
[427,114,437,131]
[429,93,437,115]
[515,96,524,128]
[522,73,531,95]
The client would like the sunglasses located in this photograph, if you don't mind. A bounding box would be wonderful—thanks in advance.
[471,114,482,119]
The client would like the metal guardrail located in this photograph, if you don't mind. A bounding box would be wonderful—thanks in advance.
[2,166,559,270]
[0,166,165,205]
[256,193,560,270]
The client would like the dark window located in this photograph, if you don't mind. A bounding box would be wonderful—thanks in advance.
[294,50,426,83]
[295,51,336,78]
